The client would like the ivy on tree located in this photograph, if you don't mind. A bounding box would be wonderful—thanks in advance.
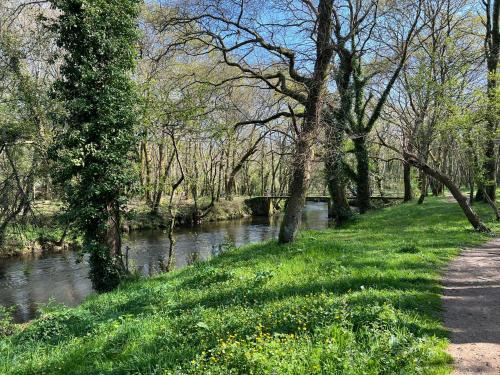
[49,0,140,292]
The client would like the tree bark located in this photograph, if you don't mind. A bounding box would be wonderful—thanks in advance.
[324,112,352,225]
[279,0,334,244]
[141,141,152,205]
[279,129,315,243]
[327,171,351,226]
[353,137,371,213]
[105,202,125,270]
[403,162,413,202]
[417,172,427,204]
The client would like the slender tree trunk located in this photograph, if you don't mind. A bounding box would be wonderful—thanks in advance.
[483,140,497,201]
[417,172,427,204]
[469,171,475,204]
[226,134,265,200]
[482,187,500,220]
[141,141,152,205]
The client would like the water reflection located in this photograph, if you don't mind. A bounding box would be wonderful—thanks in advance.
[0,202,328,322]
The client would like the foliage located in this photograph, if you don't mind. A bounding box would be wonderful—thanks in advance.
[0,306,16,337]
[1,198,499,374]
[48,0,141,291]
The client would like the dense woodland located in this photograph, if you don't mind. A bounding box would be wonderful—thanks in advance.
[0,0,498,291]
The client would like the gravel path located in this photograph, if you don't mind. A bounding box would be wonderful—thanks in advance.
[443,237,500,374]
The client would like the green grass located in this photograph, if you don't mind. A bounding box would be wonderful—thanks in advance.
[0,197,498,374]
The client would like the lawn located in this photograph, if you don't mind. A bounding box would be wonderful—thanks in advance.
[0,197,497,374]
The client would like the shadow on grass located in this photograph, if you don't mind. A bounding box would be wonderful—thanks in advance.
[6,197,497,374]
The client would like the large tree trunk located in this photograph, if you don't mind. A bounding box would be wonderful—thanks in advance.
[90,202,126,293]
[324,113,352,225]
[279,129,315,243]
[278,0,334,244]
[327,172,351,226]
[324,37,354,224]
[405,152,490,232]
[403,162,413,202]
[353,137,371,213]
[105,203,124,265]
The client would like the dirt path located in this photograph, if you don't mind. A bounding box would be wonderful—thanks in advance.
[443,237,500,374]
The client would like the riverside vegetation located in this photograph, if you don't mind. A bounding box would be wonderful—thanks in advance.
[0,197,249,257]
[1,197,498,374]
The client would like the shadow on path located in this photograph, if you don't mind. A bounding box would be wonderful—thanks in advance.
[443,238,500,374]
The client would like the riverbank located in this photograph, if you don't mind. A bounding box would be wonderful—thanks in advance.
[0,197,251,258]
[124,197,250,231]
[1,197,498,374]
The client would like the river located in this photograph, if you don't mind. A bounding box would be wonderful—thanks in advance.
[0,202,329,323]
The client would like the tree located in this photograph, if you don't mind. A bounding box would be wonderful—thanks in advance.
[49,0,140,292]
[385,0,483,205]
[164,0,336,243]
[0,2,54,247]
[477,0,499,201]
[325,0,423,214]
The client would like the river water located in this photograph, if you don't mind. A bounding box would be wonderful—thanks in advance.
[0,202,328,323]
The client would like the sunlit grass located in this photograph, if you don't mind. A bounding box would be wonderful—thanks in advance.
[0,197,497,374]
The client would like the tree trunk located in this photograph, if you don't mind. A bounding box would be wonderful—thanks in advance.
[483,139,497,201]
[152,150,175,215]
[469,174,474,205]
[278,0,334,244]
[482,187,500,221]
[403,162,413,202]
[105,203,124,266]
[90,202,126,293]
[141,141,152,205]
[353,137,371,213]
[279,130,314,243]
[480,0,499,201]
[417,172,427,204]
[327,173,351,226]
[324,112,352,225]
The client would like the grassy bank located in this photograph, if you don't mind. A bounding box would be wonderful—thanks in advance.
[0,201,76,258]
[0,197,498,374]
